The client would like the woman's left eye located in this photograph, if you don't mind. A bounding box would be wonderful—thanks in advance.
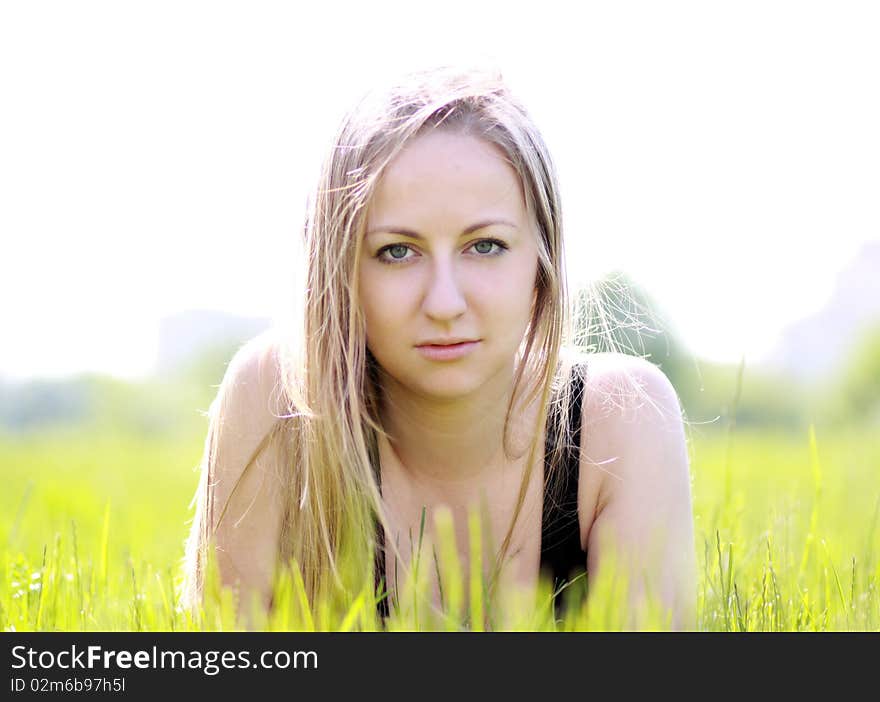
[472,239,507,256]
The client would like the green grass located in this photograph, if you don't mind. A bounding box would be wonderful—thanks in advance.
[1,419,878,631]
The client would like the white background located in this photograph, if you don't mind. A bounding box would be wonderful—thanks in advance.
[1,1,877,379]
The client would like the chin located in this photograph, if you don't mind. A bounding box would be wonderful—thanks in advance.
[372,343,515,398]
[419,374,482,400]
[415,361,509,401]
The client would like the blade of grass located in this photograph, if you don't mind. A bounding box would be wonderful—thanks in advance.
[99,502,111,589]
[468,506,484,631]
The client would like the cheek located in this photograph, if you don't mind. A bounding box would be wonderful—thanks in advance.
[358,267,407,343]
[481,256,539,322]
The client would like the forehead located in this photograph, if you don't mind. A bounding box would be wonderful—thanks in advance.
[366,131,528,226]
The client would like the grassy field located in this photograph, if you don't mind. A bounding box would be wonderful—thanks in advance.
[1,418,878,631]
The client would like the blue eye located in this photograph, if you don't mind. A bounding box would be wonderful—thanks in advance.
[375,244,414,264]
[468,238,508,257]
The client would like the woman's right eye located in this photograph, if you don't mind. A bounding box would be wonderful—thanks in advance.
[377,244,414,264]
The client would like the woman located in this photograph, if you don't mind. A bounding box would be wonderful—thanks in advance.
[181,66,696,630]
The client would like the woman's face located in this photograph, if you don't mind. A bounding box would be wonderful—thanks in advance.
[358,130,539,400]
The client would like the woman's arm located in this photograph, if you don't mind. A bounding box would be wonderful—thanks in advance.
[580,353,697,630]
[182,330,287,620]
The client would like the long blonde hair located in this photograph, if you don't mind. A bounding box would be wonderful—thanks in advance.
[183,65,590,617]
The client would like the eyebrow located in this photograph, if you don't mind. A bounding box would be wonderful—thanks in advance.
[365,219,517,239]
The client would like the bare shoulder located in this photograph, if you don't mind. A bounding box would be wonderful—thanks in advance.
[576,352,689,544]
[217,328,286,426]
[580,352,682,424]
[576,352,696,627]
[207,327,289,505]
[204,329,290,602]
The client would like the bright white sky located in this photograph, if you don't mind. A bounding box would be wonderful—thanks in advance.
[1,1,878,380]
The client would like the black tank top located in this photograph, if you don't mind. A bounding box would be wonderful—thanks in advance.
[372,362,588,625]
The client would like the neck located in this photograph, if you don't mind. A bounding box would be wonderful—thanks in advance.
[377,362,539,493]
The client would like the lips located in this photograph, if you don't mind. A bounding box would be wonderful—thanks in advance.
[415,340,480,361]
[415,339,479,347]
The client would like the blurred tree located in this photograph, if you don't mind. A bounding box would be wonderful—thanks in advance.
[573,270,691,390]
[0,378,92,431]
[827,321,880,427]
[572,271,811,432]
[0,338,250,439]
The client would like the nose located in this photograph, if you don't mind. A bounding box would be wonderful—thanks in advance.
[422,257,467,322]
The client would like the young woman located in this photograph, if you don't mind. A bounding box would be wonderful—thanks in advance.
[181,66,696,630]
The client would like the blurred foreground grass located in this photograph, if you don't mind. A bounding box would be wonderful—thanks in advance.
[1,419,878,631]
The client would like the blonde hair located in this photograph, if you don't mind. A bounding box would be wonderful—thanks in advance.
[183,65,597,619]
